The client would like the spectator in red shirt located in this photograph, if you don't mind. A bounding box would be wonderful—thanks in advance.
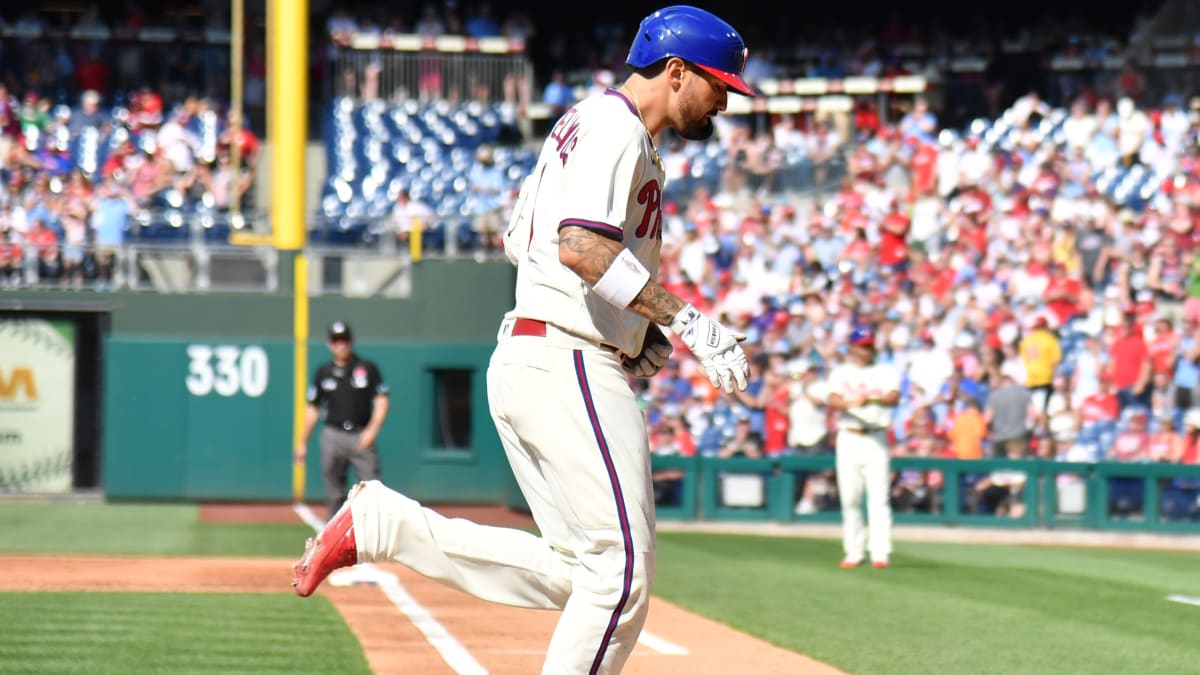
[1108,312,1152,410]
[1107,409,1151,462]
[761,366,792,457]
[1148,315,1179,378]
[651,406,696,458]
[26,217,57,254]
[1044,262,1083,326]
[1079,375,1120,425]
[1173,409,1200,463]
[1147,413,1179,462]
[909,139,937,197]
[879,200,910,273]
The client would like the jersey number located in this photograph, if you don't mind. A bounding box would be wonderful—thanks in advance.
[186,345,269,398]
[633,179,662,240]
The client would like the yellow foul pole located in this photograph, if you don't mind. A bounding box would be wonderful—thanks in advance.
[229,0,244,215]
[268,0,309,502]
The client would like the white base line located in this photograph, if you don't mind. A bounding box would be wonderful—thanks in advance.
[292,503,326,532]
[368,563,489,675]
[638,630,690,655]
[293,503,489,675]
[1166,594,1200,607]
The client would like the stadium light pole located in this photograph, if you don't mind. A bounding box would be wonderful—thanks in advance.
[268,0,309,503]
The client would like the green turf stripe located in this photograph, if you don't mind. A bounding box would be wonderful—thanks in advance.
[0,592,371,675]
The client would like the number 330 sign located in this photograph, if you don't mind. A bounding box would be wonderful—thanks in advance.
[185,345,269,398]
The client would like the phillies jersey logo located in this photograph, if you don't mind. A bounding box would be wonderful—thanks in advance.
[633,179,662,240]
[842,381,883,399]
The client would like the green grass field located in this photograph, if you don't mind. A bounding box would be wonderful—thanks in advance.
[0,592,370,675]
[1,502,1198,674]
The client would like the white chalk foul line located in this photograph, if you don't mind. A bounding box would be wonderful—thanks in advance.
[292,502,326,532]
[366,563,489,675]
[637,630,690,655]
[293,503,489,675]
[1166,594,1200,607]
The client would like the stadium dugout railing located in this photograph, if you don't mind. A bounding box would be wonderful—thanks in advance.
[651,455,1200,534]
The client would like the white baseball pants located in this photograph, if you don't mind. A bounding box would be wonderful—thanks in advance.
[350,330,655,674]
[835,429,892,562]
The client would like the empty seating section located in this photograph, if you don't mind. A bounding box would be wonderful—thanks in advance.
[316,97,536,250]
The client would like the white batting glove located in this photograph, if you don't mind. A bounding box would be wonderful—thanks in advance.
[668,303,749,393]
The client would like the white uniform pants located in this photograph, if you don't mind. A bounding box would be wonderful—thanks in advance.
[835,429,892,562]
[350,331,655,675]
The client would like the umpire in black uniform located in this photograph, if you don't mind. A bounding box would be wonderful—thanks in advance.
[295,321,390,520]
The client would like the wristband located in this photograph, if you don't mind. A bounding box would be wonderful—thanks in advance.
[592,248,651,308]
[669,303,701,335]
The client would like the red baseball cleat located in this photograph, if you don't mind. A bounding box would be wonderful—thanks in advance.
[292,505,358,597]
[872,559,890,569]
[839,557,863,569]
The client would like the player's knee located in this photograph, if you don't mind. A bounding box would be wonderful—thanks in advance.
[348,479,384,503]
[622,552,654,625]
[582,550,654,624]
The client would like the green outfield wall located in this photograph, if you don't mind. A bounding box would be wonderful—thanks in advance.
[2,259,523,504]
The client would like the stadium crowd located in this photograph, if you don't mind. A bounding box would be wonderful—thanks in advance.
[0,86,260,287]
[635,90,1200,516]
[3,5,1199,519]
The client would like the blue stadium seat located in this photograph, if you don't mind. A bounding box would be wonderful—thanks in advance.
[1108,477,1144,517]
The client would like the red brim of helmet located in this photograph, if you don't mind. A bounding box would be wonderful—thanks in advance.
[695,64,754,96]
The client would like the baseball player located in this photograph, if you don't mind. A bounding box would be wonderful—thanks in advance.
[827,325,900,568]
[292,7,753,674]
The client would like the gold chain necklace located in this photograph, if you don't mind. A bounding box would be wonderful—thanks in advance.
[623,87,664,173]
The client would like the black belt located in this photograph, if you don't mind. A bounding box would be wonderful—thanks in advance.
[328,421,366,432]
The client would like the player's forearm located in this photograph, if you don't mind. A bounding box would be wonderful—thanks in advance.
[868,391,901,407]
[366,396,390,434]
[559,227,684,325]
[628,280,686,325]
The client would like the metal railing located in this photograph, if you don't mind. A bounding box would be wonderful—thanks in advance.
[0,239,427,298]
[327,44,533,106]
[1,241,278,294]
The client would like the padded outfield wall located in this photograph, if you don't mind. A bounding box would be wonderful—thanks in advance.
[0,259,523,505]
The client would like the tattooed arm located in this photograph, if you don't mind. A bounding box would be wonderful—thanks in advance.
[558,225,684,325]
[560,223,749,392]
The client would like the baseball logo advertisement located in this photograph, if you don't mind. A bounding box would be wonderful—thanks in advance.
[0,318,75,493]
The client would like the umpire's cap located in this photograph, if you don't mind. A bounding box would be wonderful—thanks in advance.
[328,321,353,341]
[626,5,753,96]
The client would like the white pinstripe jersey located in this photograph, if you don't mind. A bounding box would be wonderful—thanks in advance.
[502,88,666,356]
[827,362,901,430]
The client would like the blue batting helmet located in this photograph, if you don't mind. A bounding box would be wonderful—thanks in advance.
[626,6,753,96]
[849,325,875,348]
